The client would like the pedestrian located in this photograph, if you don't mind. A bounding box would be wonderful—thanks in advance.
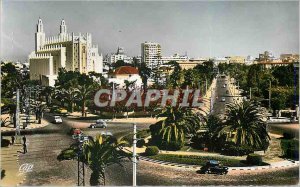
[23,143,27,154]
[22,135,27,144]
[11,136,15,145]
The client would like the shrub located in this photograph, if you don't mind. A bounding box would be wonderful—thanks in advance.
[283,132,295,139]
[145,146,159,156]
[281,139,299,160]
[1,139,10,147]
[161,141,184,151]
[136,139,145,148]
[246,153,262,165]
[221,144,254,156]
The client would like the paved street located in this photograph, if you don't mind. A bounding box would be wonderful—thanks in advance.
[212,75,240,116]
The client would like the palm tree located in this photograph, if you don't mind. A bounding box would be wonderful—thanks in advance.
[57,135,129,186]
[83,135,128,185]
[155,106,202,147]
[138,62,151,92]
[217,101,270,149]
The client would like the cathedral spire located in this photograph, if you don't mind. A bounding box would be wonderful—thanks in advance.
[60,19,67,34]
[37,18,44,33]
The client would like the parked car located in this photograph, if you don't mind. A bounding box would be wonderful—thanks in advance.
[52,116,63,124]
[89,120,107,128]
[199,160,228,175]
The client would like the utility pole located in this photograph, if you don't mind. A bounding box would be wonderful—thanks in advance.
[72,130,88,186]
[249,87,252,100]
[15,89,20,137]
[132,123,137,187]
[269,80,271,110]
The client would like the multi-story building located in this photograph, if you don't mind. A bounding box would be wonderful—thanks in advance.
[109,47,133,64]
[280,54,299,63]
[226,56,246,64]
[29,18,103,86]
[161,53,189,64]
[258,51,276,62]
[141,42,162,69]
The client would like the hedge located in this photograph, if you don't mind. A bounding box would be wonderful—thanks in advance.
[280,139,299,160]
[148,154,249,167]
[246,153,263,165]
[145,146,159,156]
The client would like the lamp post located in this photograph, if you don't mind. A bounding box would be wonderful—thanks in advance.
[132,123,137,187]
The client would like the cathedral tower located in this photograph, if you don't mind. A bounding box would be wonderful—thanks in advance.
[59,19,67,38]
[35,18,46,51]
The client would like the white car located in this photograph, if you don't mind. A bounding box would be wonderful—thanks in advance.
[53,116,63,124]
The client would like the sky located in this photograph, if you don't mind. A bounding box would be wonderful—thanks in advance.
[1,0,299,62]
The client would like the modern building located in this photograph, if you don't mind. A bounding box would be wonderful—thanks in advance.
[109,47,133,64]
[161,53,189,64]
[258,51,276,62]
[226,56,246,64]
[178,59,206,70]
[108,66,142,89]
[213,57,229,66]
[280,54,299,63]
[245,55,255,65]
[141,42,162,69]
[29,18,103,86]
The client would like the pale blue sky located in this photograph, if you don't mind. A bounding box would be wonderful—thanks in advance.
[1,1,299,61]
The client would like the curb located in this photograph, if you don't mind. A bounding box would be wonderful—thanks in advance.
[139,156,300,171]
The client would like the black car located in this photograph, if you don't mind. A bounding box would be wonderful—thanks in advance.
[199,160,228,175]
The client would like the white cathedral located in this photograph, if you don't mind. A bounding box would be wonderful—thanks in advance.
[29,18,103,86]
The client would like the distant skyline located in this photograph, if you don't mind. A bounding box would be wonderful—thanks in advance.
[1,1,299,62]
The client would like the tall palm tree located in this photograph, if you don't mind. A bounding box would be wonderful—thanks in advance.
[83,135,128,185]
[138,62,151,92]
[57,135,129,186]
[217,101,270,149]
[155,106,202,146]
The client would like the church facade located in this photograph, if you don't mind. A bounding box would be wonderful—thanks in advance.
[29,18,103,86]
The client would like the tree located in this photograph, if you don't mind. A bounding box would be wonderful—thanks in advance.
[152,106,201,149]
[76,73,99,116]
[55,69,80,112]
[167,61,183,88]
[217,101,270,150]
[138,62,151,92]
[57,135,129,186]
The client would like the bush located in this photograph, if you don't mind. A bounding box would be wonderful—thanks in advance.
[281,139,299,160]
[1,139,10,147]
[246,153,262,165]
[161,141,184,151]
[283,133,295,139]
[136,139,145,148]
[145,146,159,156]
[221,144,254,156]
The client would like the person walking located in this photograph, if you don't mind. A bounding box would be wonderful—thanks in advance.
[23,143,27,154]
[11,136,15,145]
[22,135,27,144]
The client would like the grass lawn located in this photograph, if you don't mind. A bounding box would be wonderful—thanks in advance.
[148,154,269,167]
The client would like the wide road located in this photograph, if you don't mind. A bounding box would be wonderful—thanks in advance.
[212,75,241,117]
[9,114,151,186]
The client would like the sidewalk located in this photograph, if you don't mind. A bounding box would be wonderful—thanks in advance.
[0,119,49,133]
[0,143,25,186]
